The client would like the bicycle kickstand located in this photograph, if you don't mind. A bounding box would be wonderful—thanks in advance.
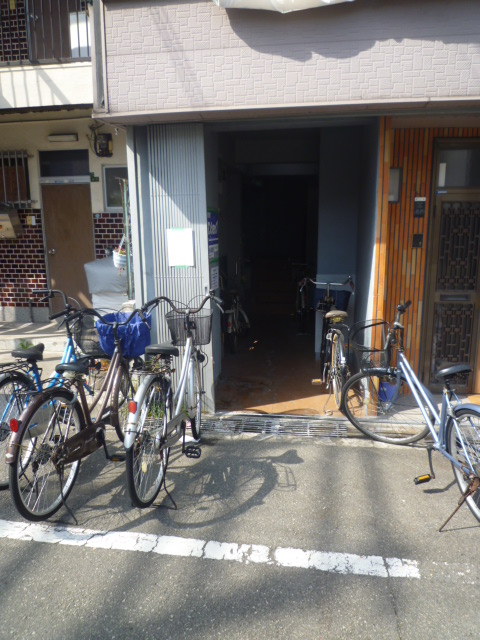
[439,475,480,532]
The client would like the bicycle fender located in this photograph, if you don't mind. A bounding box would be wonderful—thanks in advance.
[5,387,77,465]
[452,403,480,417]
[124,373,156,450]
[0,370,33,388]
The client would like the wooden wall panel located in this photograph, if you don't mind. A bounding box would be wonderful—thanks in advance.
[378,123,480,373]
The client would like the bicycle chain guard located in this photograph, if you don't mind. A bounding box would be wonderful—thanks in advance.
[53,423,104,467]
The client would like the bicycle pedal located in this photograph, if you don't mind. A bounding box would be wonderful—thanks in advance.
[184,445,201,459]
[311,379,323,386]
[414,474,433,485]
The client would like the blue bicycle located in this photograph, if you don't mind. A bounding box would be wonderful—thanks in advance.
[0,289,108,489]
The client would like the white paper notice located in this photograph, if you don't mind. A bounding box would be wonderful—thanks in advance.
[166,228,195,267]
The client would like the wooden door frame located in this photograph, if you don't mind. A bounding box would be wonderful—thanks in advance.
[421,185,480,394]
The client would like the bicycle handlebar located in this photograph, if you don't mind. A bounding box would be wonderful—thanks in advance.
[299,276,355,293]
[68,306,141,328]
[142,292,223,316]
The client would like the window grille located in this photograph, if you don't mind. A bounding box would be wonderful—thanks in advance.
[0,151,31,207]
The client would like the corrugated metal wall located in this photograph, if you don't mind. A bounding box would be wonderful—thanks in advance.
[146,123,214,412]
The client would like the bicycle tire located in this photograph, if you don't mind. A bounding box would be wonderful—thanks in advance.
[227,331,238,354]
[237,307,250,337]
[341,369,432,444]
[9,388,85,521]
[188,356,202,441]
[446,407,480,523]
[111,361,135,442]
[331,334,345,410]
[0,372,34,489]
[126,376,170,508]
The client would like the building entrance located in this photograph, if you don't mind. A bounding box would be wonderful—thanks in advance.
[212,124,379,415]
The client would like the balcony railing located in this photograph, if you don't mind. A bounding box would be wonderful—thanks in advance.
[0,0,91,65]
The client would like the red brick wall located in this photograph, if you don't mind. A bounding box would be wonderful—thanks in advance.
[0,0,28,64]
[1,210,126,310]
[93,212,124,259]
[0,209,48,309]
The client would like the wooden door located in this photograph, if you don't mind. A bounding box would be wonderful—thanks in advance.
[422,192,480,393]
[42,184,95,314]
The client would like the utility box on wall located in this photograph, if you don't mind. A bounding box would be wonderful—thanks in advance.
[0,208,23,239]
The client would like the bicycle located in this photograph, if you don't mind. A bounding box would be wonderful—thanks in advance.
[341,300,480,530]
[220,262,250,353]
[124,292,220,508]
[6,305,150,521]
[298,276,354,368]
[312,307,350,410]
[0,289,109,490]
[301,277,354,409]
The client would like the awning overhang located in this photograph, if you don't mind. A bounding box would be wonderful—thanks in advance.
[212,0,355,13]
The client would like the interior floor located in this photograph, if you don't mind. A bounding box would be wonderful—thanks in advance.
[214,312,342,416]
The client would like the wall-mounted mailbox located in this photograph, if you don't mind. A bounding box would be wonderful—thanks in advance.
[0,208,23,239]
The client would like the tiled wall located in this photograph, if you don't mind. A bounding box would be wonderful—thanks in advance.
[0,0,28,64]
[0,210,125,320]
[102,0,480,117]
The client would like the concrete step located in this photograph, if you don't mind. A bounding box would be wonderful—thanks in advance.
[0,321,66,354]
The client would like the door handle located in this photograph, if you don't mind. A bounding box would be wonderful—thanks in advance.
[48,249,56,255]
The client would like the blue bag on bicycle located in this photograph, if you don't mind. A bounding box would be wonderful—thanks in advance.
[95,312,151,359]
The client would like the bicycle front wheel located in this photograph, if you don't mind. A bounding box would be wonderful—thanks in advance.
[126,376,170,508]
[188,357,203,441]
[331,334,346,410]
[9,388,85,521]
[341,369,432,444]
[447,407,480,523]
[0,373,34,489]
[111,361,136,442]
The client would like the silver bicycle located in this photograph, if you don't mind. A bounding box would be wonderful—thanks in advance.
[124,293,221,508]
[342,301,480,530]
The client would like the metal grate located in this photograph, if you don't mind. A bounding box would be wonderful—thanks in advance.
[0,151,31,207]
[0,0,91,65]
[202,412,351,438]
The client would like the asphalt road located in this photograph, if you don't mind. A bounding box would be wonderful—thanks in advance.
[1,432,479,640]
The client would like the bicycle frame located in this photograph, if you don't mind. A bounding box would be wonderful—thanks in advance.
[395,352,479,477]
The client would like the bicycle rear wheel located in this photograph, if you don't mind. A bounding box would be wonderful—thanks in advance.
[0,372,34,489]
[331,334,346,409]
[9,388,85,521]
[126,376,170,508]
[447,407,480,523]
[341,369,432,444]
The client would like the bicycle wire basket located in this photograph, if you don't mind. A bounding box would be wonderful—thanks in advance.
[165,309,213,347]
[349,319,389,371]
[73,314,106,357]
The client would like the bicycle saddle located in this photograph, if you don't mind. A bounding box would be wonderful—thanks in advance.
[145,343,180,358]
[435,363,472,381]
[325,310,348,321]
[56,361,90,376]
[11,343,45,361]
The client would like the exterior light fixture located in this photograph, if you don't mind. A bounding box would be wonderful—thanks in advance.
[47,133,79,142]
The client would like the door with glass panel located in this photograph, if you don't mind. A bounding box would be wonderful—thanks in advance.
[422,144,480,394]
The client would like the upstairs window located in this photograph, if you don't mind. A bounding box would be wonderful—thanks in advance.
[0,151,31,207]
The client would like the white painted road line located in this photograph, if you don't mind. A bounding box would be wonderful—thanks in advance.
[0,518,420,579]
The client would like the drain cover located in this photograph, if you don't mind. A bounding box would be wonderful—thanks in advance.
[203,412,349,438]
